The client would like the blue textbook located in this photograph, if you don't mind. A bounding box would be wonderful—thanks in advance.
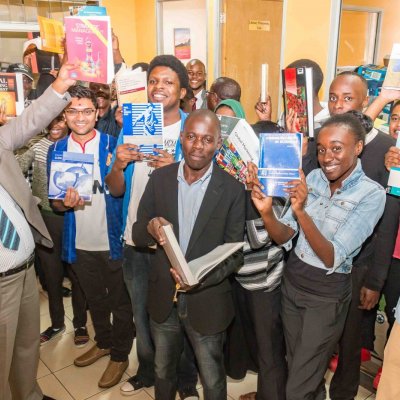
[122,103,164,155]
[258,133,302,197]
[48,151,94,201]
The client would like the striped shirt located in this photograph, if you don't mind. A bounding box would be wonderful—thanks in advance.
[236,197,288,291]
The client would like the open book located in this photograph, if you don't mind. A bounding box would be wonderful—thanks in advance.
[161,224,244,286]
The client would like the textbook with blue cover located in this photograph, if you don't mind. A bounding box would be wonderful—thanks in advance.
[387,135,400,196]
[122,103,164,155]
[258,133,302,197]
[48,151,94,201]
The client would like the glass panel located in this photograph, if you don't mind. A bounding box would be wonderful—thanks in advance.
[9,0,25,22]
[0,1,10,22]
[24,0,39,23]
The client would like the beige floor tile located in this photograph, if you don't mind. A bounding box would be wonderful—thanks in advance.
[227,372,257,399]
[37,359,51,379]
[40,330,95,372]
[40,293,50,316]
[54,356,129,400]
[37,374,74,400]
[40,311,75,334]
[356,385,374,400]
[64,305,93,327]
[87,381,154,400]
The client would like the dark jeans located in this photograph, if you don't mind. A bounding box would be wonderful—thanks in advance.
[330,265,368,400]
[236,284,287,400]
[36,212,87,329]
[151,294,226,400]
[122,244,198,388]
[72,250,134,361]
[282,277,350,400]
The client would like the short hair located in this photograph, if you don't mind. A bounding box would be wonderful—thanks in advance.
[184,87,195,100]
[392,100,400,113]
[67,85,97,109]
[148,55,189,89]
[337,71,369,94]
[287,59,324,96]
[251,121,284,136]
[131,62,149,72]
[321,112,367,144]
[186,59,206,71]
[211,77,241,101]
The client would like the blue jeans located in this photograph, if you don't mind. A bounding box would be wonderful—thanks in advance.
[123,245,155,385]
[123,245,198,388]
[151,294,226,400]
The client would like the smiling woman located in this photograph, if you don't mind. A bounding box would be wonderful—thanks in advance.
[248,112,386,399]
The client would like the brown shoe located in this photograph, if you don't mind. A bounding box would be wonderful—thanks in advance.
[98,360,128,388]
[74,344,110,367]
[239,393,257,400]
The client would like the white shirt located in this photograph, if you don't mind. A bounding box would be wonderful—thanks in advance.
[124,119,182,245]
[68,131,109,251]
[195,89,205,110]
[0,184,35,272]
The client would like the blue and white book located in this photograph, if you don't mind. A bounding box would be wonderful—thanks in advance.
[122,103,164,155]
[48,151,94,201]
[258,133,302,197]
[387,136,400,196]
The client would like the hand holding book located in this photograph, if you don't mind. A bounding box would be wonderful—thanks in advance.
[147,216,170,246]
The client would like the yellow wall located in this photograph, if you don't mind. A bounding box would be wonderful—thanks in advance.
[282,0,333,99]
[103,0,156,66]
[342,0,400,64]
[104,0,337,98]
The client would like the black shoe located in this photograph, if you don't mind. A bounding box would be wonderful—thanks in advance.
[40,325,66,345]
[120,375,152,395]
[62,286,72,297]
[178,386,200,400]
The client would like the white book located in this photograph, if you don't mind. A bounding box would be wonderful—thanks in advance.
[161,224,244,286]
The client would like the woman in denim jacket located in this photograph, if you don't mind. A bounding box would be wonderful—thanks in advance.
[249,113,386,400]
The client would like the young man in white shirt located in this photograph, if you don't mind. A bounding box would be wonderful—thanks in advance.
[50,85,134,389]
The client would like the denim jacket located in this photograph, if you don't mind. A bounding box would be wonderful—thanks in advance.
[280,160,386,274]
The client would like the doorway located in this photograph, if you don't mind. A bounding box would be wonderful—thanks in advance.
[220,0,283,122]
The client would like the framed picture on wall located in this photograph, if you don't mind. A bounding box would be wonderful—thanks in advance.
[174,28,191,60]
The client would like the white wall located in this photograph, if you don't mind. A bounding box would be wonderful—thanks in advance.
[161,0,207,65]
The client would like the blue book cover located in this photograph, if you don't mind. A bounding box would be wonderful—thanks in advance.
[48,151,94,201]
[77,6,107,16]
[122,103,164,155]
[387,135,400,196]
[258,133,302,197]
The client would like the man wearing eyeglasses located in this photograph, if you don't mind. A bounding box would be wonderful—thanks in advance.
[49,85,134,389]
[186,59,207,110]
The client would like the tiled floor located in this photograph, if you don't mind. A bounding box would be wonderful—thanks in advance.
[38,282,379,400]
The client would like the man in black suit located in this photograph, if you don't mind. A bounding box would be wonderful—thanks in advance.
[132,109,245,400]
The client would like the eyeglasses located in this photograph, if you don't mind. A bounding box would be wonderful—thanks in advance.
[65,108,96,117]
[188,71,205,78]
[205,91,217,97]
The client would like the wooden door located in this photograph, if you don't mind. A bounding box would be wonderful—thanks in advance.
[221,0,283,122]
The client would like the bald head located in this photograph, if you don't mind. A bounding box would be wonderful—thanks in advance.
[186,59,206,70]
[184,109,221,138]
[328,73,369,116]
[181,109,222,174]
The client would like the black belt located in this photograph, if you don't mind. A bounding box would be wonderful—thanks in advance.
[0,252,35,278]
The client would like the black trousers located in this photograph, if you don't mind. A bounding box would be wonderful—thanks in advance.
[383,257,400,338]
[36,212,87,329]
[238,283,287,400]
[330,265,368,400]
[282,277,350,400]
[72,250,134,361]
